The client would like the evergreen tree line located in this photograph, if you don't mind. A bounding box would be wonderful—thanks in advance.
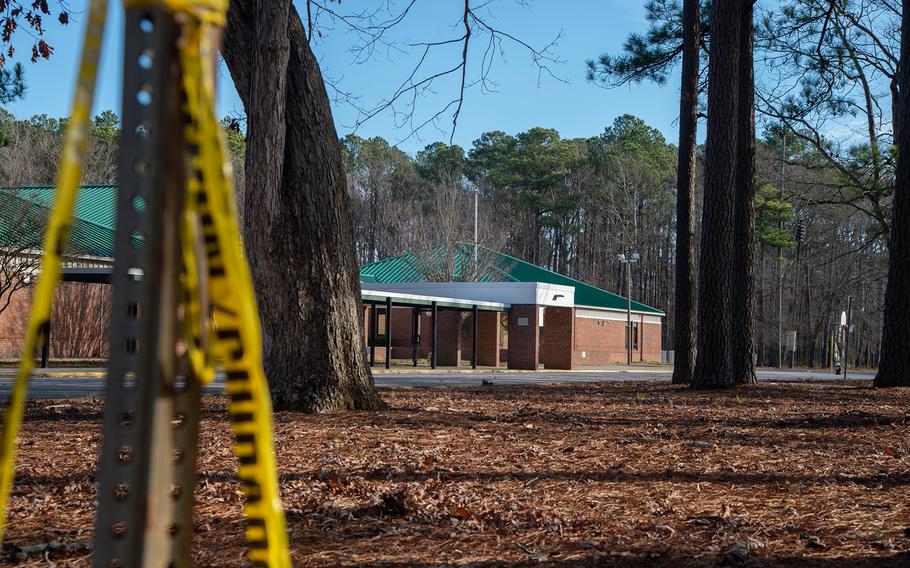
[0,0,904,391]
[0,104,886,371]
[587,0,907,387]
[340,115,887,369]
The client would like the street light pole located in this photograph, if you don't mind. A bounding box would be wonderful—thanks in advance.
[627,262,632,366]
[619,250,640,366]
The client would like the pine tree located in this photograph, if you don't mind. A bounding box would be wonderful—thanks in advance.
[874,0,910,388]
[691,0,742,389]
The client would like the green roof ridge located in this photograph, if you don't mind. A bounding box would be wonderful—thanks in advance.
[361,243,664,315]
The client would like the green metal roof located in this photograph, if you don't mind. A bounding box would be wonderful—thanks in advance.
[0,185,119,258]
[360,244,665,315]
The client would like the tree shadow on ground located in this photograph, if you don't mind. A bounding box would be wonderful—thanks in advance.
[324,554,910,567]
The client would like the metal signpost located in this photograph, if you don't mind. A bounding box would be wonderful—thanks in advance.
[0,1,292,566]
[93,9,203,566]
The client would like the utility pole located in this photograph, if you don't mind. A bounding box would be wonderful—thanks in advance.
[619,250,640,366]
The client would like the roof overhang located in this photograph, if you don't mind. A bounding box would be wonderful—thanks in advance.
[61,266,113,283]
[362,281,574,308]
[361,289,509,312]
[575,303,666,318]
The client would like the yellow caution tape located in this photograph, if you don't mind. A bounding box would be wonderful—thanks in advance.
[0,0,109,545]
[176,13,291,568]
[1,1,292,566]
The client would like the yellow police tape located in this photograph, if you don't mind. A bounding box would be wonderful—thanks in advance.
[0,1,292,566]
[0,0,109,544]
[176,13,291,568]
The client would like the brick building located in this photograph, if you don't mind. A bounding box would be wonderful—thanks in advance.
[0,186,116,360]
[360,246,665,370]
[2,186,665,369]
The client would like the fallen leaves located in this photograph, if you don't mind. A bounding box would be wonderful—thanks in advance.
[2,380,910,566]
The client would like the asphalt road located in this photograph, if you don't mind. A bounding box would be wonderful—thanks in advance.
[0,367,875,400]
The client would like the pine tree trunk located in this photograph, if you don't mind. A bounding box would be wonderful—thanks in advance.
[731,0,757,385]
[875,0,910,388]
[691,0,742,389]
[671,0,700,385]
[223,1,386,410]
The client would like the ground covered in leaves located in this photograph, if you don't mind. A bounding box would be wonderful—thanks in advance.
[3,380,910,567]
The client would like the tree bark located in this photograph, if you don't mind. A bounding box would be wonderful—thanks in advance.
[691,0,742,389]
[223,0,386,410]
[670,0,700,385]
[731,0,758,385]
[874,0,910,387]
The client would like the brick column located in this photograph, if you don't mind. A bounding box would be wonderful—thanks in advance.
[542,306,574,370]
[390,306,414,359]
[435,310,462,366]
[508,304,539,370]
[476,311,500,367]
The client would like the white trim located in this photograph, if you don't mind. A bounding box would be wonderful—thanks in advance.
[575,303,665,317]
[363,281,574,307]
[576,306,663,324]
[361,289,509,311]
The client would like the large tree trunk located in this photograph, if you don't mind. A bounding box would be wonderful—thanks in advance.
[223,1,385,410]
[874,0,910,387]
[691,0,742,389]
[670,0,700,385]
[731,0,757,385]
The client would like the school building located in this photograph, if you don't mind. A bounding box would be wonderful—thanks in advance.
[360,246,664,370]
[0,186,665,368]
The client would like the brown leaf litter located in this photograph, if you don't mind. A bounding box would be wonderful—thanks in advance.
[2,380,909,566]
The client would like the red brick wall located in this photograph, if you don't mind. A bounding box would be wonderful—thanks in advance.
[572,314,661,366]
[388,307,433,360]
[0,282,110,359]
[476,311,500,367]
[540,306,574,370]
[507,304,539,370]
[435,310,463,366]
[360,301,661,369]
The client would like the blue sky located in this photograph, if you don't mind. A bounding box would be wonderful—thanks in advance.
[3,0,686,154]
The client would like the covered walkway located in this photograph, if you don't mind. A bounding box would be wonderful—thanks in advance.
[361,289,508,370]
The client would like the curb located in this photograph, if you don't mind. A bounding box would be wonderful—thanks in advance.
[0,371,107,379]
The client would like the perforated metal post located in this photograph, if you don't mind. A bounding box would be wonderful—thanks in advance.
[94,9,201,567]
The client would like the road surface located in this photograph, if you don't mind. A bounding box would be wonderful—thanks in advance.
[0,367,875,400]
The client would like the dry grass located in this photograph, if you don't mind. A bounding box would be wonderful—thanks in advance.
[3,380,910,567]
